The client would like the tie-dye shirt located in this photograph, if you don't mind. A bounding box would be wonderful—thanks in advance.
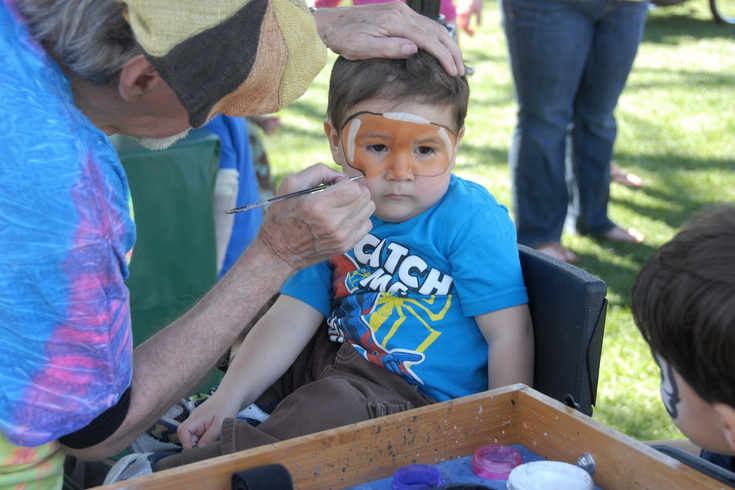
[0,0,135,464]
[0,435,64,490]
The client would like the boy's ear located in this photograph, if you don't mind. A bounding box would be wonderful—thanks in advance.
[447,126,466,171]
[456,126,466,144]
[323,119,343,163]
[118,54,166,103]
[713,403,735,453]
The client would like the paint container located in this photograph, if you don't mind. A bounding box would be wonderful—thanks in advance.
[507,461,594,490]
[392,464,444,490]
[470,444,522,480]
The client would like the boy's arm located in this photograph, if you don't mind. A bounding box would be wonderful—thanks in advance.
[475,304,534,390]
[178,295,325,448]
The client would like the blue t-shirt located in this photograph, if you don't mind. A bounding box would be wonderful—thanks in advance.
[282,175,528,401]
[0,0,135,447]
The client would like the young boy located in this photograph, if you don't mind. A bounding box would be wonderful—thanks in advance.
[146,51,533,470]
[632,204,735,468]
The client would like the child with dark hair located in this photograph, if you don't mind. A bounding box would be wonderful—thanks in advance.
[120,51,532,477]
[632,203,735,469]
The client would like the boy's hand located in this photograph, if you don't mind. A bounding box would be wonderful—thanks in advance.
[312,2,464,77]
[177,393,241,449]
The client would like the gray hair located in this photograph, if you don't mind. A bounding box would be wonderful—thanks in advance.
[17,0,141,85]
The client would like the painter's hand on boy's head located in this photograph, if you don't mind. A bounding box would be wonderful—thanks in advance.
[311,2,464,77]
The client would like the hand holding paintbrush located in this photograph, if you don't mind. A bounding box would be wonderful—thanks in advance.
[226,174,365,214]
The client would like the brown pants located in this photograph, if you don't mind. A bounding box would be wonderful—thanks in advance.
[157,322,434,470]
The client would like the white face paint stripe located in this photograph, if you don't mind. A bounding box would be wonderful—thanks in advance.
[382,112,432,125]
[341,111,455,177]
[437,127,453,160]
[380,112,455,159]
[345,118,362,162]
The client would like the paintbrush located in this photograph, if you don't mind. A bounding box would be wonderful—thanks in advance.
[225,174,365,214]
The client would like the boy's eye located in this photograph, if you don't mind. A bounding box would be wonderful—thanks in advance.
[366,144,387,153]
[416,146,437,156]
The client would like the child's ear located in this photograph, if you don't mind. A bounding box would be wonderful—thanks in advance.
[456,126,466,145]
[713,403,735,453]
[323,119,343,164]
[447,126,466,172]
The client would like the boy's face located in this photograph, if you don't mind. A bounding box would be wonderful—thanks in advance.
[325,99,464,223]
[656,355,735,455]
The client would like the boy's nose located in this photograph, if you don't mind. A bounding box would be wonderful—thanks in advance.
[386,153,413,180]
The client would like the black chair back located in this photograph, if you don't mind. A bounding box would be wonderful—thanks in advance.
[518,245,607,416]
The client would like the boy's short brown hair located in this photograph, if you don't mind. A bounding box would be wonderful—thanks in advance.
[632,203,735,408]
[327,50,469,134]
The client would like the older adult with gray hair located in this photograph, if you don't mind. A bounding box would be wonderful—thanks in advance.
[0,0,464,487]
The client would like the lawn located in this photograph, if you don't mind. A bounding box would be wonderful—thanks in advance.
[261,0,735,442]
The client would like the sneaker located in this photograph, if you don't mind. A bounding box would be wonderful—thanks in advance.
[103,452,175,484]
[235,402,274,427]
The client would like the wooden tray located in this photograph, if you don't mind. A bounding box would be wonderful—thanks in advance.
[97,384,726,489]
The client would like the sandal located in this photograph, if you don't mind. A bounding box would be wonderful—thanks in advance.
[600,226,644,244]
[611,161,642,189]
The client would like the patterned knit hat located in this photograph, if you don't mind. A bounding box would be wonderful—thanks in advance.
[121,0,327,128]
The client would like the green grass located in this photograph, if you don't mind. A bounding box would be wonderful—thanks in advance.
[262,0,735,442]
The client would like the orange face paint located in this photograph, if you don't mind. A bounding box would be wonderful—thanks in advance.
[340,111,456,179]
